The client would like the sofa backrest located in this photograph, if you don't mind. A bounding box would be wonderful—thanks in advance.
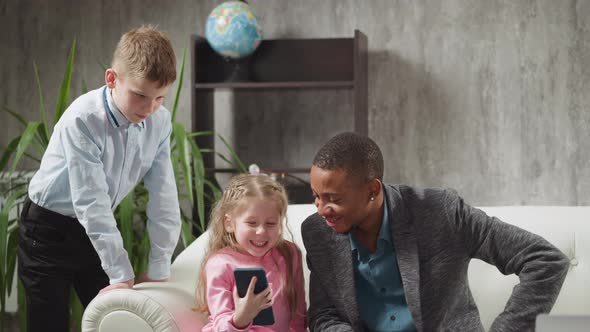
[171,204,589,330]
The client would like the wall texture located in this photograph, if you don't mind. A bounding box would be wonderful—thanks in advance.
[1,0,589,205]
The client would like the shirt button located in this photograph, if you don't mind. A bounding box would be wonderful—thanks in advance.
[390,315,396,321]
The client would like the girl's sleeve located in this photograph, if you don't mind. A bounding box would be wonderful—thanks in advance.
[202,256,253,332]
[289,244,308,332]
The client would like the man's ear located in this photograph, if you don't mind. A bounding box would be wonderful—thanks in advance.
[224,214,234,233]
[368,178,382,198]
[105,68,117,89]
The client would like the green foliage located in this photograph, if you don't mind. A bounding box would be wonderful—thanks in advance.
[0,39,77,332]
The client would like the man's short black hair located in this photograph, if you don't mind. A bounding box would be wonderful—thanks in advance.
[313,132,384,182]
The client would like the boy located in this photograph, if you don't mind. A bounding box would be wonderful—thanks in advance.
[18,25,181,331]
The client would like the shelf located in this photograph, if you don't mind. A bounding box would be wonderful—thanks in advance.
[195,80,354,89]
[193,35,355,84]
[191,30,367,207]
[208,167,310,174]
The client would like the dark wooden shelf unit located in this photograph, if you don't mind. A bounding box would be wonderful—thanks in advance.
[191,29,368,178]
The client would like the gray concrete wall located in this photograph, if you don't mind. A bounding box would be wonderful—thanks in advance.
[2,0,589,205]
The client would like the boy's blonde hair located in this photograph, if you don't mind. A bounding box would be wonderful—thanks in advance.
[195,174,300,316]
[112,25,176,86]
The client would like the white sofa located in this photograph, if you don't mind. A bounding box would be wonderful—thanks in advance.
[82,205,590,331]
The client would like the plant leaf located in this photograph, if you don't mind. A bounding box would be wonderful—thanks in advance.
[189,138,206,231]
[0,136,21,173]
[172,122,193,204]
[180,215,196,248]
[117,191,135,256]
[5,226,19,298]
[10,122,41,172]
[171,48,186,122]
[187,131,214,138]
[217,133,247,173]
[54,39,76,123]
[33,61,51,141]
[0,189,25,313]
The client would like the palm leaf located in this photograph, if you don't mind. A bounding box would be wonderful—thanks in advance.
[0,189,25,314]
[33,61,51,143]
[0,136,21,173]
[204,179,222,202]
[172,123,193,204]
[5,227,18,298]
[171,48,186,122]
[217,133,247,172]
[118,191,135,255]
[187,131,214,138]
[10,122,41,172]
[135,230,150,274]
[69,289,83,332]
[54,39,76,123]
[1,107,27,127]
[180,215,196,248]
[188,138,206,231]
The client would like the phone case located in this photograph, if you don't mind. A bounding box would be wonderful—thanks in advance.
[234,267,275,325]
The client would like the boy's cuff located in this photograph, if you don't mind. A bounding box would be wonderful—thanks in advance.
[147,260,170,280]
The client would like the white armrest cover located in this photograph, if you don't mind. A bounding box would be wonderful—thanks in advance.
[82,232,211,332]
[82,288,181,332]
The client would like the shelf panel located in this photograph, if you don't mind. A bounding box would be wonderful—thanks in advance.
[208,167,310,174]
[193,35,355,84]
[195,80,354,89]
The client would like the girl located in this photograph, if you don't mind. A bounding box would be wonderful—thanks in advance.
[196,174,307,331]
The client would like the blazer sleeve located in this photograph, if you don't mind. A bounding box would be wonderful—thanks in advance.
[444,189,569,332]
[302,218,355,332]
[306,255,355,332]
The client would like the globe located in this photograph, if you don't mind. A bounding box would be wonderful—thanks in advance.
[205,1,262,59]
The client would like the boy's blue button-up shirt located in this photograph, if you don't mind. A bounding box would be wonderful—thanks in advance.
[28,86,181,284]
[349,198,417,332]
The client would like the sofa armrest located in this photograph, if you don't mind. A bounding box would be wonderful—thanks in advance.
[82,282,205,332]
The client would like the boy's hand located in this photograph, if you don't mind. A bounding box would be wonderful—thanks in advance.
[98,278,134,294]
[136,272,168,284]
[231,276,273,328]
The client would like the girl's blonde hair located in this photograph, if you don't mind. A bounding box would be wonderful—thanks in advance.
[195,174,299,316]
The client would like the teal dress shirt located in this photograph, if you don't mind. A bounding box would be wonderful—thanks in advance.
[349,198,417,332]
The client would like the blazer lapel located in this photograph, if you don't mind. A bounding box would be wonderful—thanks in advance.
[387,185,424,331]
[329,231,363,330]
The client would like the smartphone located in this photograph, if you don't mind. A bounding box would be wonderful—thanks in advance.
[233,267,275,325]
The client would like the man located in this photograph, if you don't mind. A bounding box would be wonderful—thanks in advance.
[301,132,568,332]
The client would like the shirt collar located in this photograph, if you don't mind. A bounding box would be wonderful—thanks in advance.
[349,194,391,257]
[103,86,145,129]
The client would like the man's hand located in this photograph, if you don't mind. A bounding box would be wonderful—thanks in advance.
[136,272,168,284]
[99,278,134,294]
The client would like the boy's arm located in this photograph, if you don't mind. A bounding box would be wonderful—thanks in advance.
[142,122,181,281]
[62,120,134,284]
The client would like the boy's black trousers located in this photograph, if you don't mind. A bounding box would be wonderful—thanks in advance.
[17,198,109,332]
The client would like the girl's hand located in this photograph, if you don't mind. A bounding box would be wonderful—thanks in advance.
[232,276,273,328]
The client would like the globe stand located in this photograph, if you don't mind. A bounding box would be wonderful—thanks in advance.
[224,57,251,82]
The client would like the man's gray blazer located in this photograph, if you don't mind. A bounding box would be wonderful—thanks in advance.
[301,184,569,332]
